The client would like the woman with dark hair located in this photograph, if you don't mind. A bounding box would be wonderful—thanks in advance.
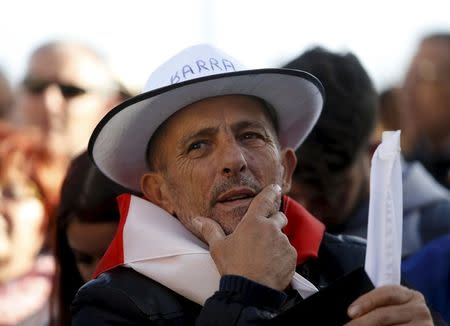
[52,151,124,326]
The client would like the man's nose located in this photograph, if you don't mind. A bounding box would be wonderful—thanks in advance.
[220,140,247,177]
[42,84,65,116]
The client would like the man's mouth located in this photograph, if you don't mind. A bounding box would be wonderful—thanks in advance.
[216,188,256,206]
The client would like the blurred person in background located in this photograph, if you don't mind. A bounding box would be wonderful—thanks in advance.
[401,233,450,323]
[0,122,67,325]
[0,69,13,119]
[403,33,450,189]
[374,87,416,155]
[52,151,123,326]
[12,40,124,158]
[284,47,450,259]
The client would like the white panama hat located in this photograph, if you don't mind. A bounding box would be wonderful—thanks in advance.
[89,44,324,193]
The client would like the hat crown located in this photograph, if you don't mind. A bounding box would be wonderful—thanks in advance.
[144,44,246,92]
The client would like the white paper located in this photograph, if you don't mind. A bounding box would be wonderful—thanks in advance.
[291,272,318,298]
[364,131,403,287]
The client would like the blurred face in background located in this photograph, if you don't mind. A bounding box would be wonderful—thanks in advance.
[13,44,119,157]
[0,154,45,283]
[289,151,370,228]
[404,38,450,144]
[66,219,118,282]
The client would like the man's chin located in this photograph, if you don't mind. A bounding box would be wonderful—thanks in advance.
[214,203,249,218]
[211,204,250,235]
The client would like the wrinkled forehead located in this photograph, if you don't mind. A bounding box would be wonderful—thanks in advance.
[160,95,278,137]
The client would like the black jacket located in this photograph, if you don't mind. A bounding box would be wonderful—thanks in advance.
[72,233,370,325]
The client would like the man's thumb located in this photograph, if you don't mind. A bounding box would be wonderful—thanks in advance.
[192,216,225,245]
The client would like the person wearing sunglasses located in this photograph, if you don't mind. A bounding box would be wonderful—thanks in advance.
[12,40,124,158]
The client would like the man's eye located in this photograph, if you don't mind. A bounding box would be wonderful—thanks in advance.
[240,132,261,140]
[188,141,206,152]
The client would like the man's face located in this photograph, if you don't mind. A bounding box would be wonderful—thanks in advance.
[13,46,116,157]
[142,95,295,235]
[403,39,450,140]
[289,151,370,228]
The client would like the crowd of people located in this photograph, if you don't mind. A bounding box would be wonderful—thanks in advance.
[0,34,448,325]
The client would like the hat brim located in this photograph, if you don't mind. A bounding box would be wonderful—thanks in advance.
[89,68,324,193]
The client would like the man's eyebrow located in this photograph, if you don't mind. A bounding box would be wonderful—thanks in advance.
[231,120,269,133]
[178,127,219,147]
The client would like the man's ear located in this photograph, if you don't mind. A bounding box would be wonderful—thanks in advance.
[280,148,297,194]
[141,172,175,214]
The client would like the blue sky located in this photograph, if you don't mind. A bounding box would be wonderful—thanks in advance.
[1,0,449,91]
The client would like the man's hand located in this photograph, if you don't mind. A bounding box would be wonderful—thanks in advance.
[345,285,433,325]
[191,184,297,291]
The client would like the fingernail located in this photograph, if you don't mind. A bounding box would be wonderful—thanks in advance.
[348,304,360,318]
[274,184,282,193]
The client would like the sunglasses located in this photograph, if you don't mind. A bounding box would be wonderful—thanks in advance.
[22,77,91,99]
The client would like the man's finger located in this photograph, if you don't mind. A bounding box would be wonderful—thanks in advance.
[345,305,413,325]
[269,212,288,230]
[348,285,415,318]
[244,184,282,221]
[192,216,226,245]
[345,294,432,326]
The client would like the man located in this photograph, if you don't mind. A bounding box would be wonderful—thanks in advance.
[284,47,450,258]
[12,41,122,158]
[72,45,434,325]
[377,87,416,155]
[403,33,450,189]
